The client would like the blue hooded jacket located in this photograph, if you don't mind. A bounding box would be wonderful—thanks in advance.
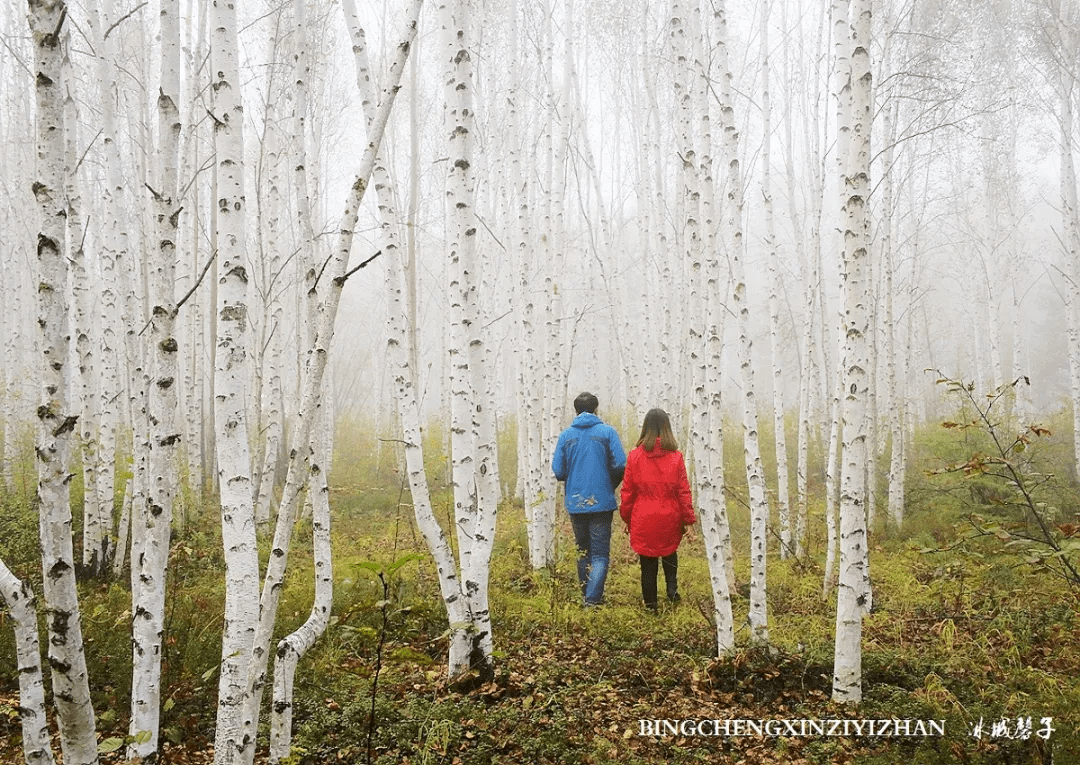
[552,412,627,514]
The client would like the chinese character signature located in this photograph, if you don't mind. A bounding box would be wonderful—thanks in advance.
[969,716,1054,741]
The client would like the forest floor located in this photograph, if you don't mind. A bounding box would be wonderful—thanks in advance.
[2,465,1080,764]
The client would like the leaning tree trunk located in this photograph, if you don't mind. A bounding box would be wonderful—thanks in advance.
[269,383,334,765]
[267,3,332,757]
[233,7,425,763]
[0,558,55,765]
[29,2,99,762]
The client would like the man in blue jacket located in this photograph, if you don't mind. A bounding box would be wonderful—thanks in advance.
[552,392,626,606]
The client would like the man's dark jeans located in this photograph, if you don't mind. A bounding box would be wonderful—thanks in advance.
[570,510,614,606]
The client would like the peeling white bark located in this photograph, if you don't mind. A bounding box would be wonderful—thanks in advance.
[833,0,873,704]
[129,0,183,755]
[0,558,55,765]
[210,0,260,757]
[29,2,99,761]
[715,0,770,645]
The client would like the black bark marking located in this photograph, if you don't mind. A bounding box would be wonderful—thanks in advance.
[52,415,78,437]
[47,560,71,580]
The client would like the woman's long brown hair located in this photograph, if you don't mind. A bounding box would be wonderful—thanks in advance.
[636,408,679,451]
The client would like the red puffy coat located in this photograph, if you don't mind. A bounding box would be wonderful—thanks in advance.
[619,440,696,557]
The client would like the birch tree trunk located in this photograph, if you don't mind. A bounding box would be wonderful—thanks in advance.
[89,0,126,559]
[759,0,793,561]
[129,0,183,754]
[211,0,260,755]
[882,98,905,530]
[507,0,551,569]
[687,0,735,652]
[0,558,55,765]
[822,0,850,598]
[536,0,560,568]
[29,2,99,761]
[267,7,335,755]
[833,0,873,704]
[787,0,827,560]
[253,87,287,533]
[62,26,106,579]
[442,0,497,678]
[1061,69,1080,480]
[822,350,842,596]
[715,0,770,645]
[269,383,333,765]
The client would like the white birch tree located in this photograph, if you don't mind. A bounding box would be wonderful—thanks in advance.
[29,1,99,760]
[685,0,735,653]
[442,0,498,677]
[0,558,55,765]
[832,0,873,704]
[233,7,425,763]
[211,0,261,756]
[129,0,183,754]
[715,0,771,645]
[759,0,794,560]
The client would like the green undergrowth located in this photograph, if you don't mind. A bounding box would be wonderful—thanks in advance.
[280,498,1079,765]
[2,407,1079,764]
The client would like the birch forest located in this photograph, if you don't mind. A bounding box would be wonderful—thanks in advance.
[1,0,1079,762]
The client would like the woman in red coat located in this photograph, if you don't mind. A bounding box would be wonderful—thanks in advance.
[619,408,696,611]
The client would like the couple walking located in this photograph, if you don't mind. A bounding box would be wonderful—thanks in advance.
[551,392,696,610]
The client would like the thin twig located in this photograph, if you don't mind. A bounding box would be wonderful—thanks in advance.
[173,246,216,314]
[104,1,148,41]
[366,572,390,765]
[335,250,383,287]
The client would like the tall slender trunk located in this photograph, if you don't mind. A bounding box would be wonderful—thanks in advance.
[882,98,904,530]
[89,0,126,575]
[29,2,98,761]
[210,0,259,756]
[759,0,792,561]
[129,0,183,755]
[1061,71,1080,480]
[715,0,770,644]
[62,26,105,578]
[685,0,735,651]
[442,0,497,678]
[833,0,873,704]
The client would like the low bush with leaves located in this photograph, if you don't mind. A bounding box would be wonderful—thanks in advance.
[925,374,1080,589]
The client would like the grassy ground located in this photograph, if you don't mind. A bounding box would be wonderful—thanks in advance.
[269,495,1078,765]
[2,414,1079,764]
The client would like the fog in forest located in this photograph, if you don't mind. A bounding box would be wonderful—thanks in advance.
[2,0,1079,761]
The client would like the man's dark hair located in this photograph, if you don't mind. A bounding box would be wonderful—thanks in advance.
[574,392,599,414]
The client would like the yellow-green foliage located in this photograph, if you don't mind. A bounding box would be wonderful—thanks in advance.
[2,414,1079,765]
